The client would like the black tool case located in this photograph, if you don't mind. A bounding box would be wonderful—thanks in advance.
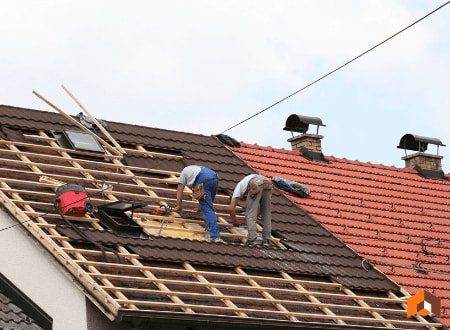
[95,200,147,237]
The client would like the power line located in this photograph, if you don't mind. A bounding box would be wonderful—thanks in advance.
[219,1,450,134]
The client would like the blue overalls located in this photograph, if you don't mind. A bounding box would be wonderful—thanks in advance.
[193,167,220,239]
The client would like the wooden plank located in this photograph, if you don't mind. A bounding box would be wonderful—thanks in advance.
[61,84,127,155]
[63,248,140,259]
[32,90,121,156]
[281,272,345,325]
[234,267,298,322]
[23,134,56,142]
[0,186,234,210]
[76,260,342,289]
[338,284,395,328]
[0,168,204,199]
[183,262,248,318]
[116,246,194,314]
[103,286,406,314]
[0,147,180,177]
[87,273,404,304]
[0,139,122,159]
[0,156,189,187]
[118,305,440,327]
[135,145,181,159]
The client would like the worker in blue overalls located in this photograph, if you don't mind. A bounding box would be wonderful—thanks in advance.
[175,165,222,243]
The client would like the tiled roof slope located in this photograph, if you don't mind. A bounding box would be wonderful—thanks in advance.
[0,104,398,292]
[0,292,42,329]
[231,142,450,326]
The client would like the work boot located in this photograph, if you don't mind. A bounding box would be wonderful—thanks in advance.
[245,239,259,247]
[261,239,271,248]
[211,237,225,244]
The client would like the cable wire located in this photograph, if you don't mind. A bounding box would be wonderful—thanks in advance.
[364,258,450,276]
[219,1,450,134]
[0,189,96,233]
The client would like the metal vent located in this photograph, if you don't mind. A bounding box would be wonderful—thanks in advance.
[397,134,445,153]
[283,114,325,134]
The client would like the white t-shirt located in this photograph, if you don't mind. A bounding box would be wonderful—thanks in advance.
[232,174,258,199]
[178,165,202,187]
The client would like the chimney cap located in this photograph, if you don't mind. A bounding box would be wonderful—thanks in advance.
[397,134,445,152]
[283,114,325,133]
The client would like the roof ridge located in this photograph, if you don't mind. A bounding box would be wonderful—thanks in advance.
[239,141,450,177]
[0,104,213,140]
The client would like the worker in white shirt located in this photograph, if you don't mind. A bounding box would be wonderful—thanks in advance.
[175,165,221,242]
[229,174,272,246]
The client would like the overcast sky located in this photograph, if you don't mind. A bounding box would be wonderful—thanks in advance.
[1,1,449,171]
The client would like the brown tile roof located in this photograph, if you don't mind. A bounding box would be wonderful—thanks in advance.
[0,104,441,328]
[0,293,42,330]
[0,274,50,330]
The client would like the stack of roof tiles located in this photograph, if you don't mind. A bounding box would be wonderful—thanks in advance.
[231,142,450,326]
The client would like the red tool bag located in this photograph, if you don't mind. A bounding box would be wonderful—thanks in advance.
[55,184,88,217]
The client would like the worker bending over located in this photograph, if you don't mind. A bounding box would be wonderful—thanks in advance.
[175,165,221,242]
[229,174,272,246]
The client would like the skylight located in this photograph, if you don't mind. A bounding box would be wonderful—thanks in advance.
[54,130,105,153]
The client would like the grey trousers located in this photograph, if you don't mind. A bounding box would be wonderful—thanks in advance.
[246,176,272,241]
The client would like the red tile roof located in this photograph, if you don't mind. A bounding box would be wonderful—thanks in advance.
[231,142,450,326]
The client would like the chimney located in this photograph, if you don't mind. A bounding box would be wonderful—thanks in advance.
[397,134,446,179]
[284,114,327,162]
[288,133,323,153]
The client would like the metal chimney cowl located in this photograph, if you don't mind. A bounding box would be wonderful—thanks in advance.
[284,114,325,153]
[398,134,445,171]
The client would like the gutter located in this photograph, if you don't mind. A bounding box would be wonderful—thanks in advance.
[117,309,408,330]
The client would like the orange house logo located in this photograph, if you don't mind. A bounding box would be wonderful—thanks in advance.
[407,290,441,317]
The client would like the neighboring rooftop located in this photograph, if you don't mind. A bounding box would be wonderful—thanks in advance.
[231,141,450,327]
[0,273,51,330]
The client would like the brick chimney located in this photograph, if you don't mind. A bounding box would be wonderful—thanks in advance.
[288,133,323,153]
[402,152,442,171]
[284,114,327,162]
[397,134,445,178]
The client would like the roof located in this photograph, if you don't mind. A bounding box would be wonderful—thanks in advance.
[0,273,51,330]
[0,104,442,329]
[231,142,450,327]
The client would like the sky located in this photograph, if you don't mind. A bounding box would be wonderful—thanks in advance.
[0,0,449,171]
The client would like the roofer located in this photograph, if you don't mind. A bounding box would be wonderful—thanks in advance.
[175,165,221,242]
[229,174,272,246]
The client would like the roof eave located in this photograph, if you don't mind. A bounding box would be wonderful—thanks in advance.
[118,309,395,330]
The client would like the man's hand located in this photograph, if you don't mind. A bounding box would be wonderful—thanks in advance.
[192,204,200,212]
[228,198,239,226]
[175,184,185,214]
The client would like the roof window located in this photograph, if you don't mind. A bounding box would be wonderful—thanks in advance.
[93,200,149,239]
[52,130,105,153]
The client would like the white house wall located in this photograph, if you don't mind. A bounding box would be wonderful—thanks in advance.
[0,208,88,330]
